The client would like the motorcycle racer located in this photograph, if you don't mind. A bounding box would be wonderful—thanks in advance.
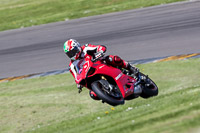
[64,39,141,100]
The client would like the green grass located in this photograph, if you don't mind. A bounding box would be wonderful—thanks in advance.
[0,0,186,31]
[0,58,200,133]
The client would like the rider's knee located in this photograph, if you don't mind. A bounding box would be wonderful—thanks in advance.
[105,55,123,67]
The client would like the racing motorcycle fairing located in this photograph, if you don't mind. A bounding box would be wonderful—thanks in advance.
[71,57,137,98]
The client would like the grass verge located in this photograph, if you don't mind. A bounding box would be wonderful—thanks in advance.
[0,58,200,133]
[0,0,186,31]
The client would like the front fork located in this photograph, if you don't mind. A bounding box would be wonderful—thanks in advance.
[133,72,152,95]
[133,72,144,95]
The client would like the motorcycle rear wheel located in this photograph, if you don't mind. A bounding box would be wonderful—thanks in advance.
[91,80,124,106]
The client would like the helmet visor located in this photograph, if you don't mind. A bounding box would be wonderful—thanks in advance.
[66,46,79,58]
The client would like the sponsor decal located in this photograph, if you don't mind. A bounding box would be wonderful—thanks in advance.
[99,65,105,69]
[115,72,123,80]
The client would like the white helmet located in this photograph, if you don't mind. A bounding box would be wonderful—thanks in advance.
[63,39,82,60]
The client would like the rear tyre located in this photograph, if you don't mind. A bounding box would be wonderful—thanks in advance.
[91,80,124,106]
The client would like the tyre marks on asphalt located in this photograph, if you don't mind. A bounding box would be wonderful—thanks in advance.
[0,53,199,83]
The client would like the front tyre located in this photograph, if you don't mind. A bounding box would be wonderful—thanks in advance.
[91,80,124,106]
[140,73,158,99]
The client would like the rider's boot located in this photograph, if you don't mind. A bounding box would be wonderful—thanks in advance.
[127,63,139,76]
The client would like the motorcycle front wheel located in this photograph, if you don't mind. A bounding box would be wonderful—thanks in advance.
[140,73,158,98]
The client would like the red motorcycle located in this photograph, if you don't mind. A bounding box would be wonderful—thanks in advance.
[73,54,158,106]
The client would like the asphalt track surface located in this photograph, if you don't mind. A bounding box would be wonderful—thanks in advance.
[0,1,200,78]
